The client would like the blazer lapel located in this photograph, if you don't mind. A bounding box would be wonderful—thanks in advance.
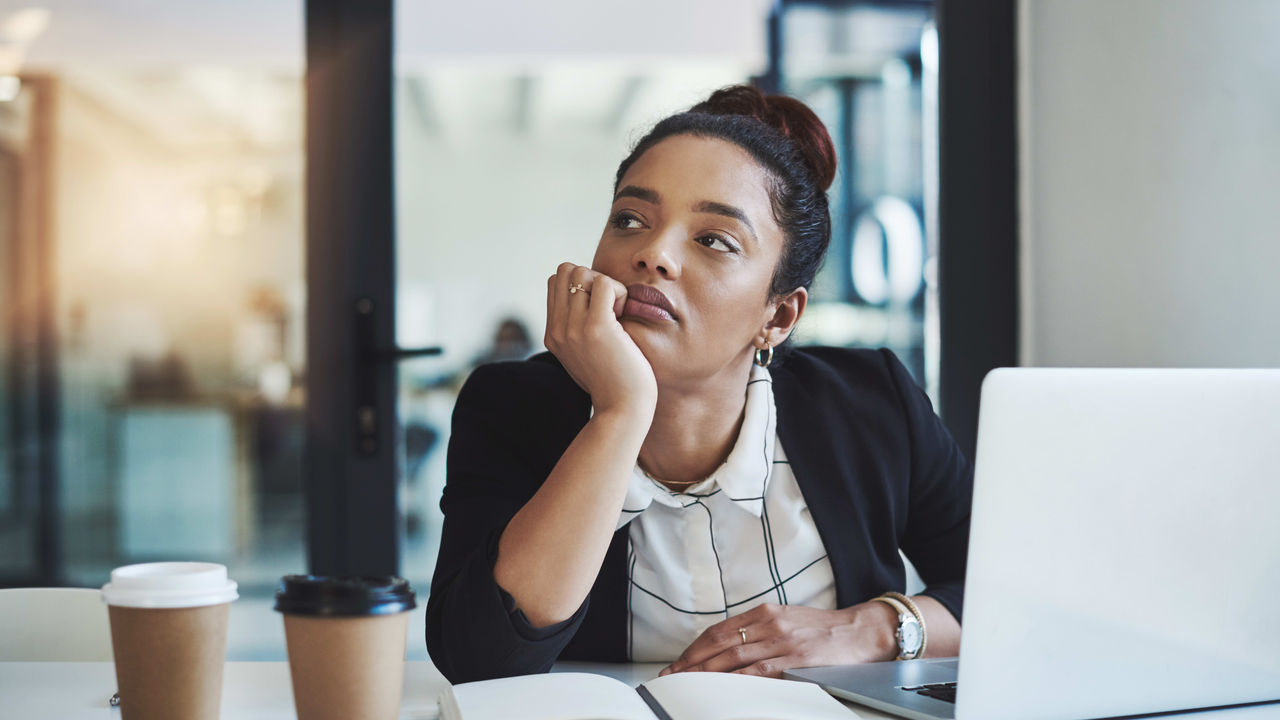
[772,365,873,609]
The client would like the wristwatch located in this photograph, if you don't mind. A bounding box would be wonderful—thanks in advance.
[872,595,923,660]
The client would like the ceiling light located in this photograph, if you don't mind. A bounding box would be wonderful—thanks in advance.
[2,8,52,44]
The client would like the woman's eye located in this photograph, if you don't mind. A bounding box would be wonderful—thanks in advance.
[610,211,644,230]
[696,233,737,253]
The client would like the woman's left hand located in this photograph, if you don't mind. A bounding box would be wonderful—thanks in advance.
[658,602,899,679]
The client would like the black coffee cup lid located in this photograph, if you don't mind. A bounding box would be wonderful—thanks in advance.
[274,575,416,617]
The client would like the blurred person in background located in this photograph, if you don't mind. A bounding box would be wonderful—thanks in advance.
[473,317,534,366]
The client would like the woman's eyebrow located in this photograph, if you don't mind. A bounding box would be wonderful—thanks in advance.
[694,201,759,246]
[614,185,660,204]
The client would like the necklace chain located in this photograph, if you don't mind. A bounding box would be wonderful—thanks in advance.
[640,467,707,489]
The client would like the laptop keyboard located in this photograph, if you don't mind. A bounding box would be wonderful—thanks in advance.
[901,682,957,703]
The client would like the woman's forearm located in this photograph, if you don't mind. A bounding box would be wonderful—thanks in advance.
[915,595,961,657]
[493,404,653,627]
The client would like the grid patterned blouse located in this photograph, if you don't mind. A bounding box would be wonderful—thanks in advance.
[617,364,837,662]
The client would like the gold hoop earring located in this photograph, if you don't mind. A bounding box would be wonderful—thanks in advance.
[754,345,773,368]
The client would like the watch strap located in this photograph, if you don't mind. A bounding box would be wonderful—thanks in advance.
[870,595,909,617]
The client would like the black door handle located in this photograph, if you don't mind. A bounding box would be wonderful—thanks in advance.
[352,297,443,454]
[377,346,443,361]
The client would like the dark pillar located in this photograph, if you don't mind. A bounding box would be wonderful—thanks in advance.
[304,0,399,576]
[937,0,1020,462]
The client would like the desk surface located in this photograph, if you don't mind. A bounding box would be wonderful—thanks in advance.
[0,661,895,720]
[2,662,1277,720]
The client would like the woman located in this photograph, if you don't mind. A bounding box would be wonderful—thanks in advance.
[426,86,973,684]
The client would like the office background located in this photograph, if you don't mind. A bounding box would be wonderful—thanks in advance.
[1,0,1276,661]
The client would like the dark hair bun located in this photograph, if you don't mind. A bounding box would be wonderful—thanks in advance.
[691,85,837,192]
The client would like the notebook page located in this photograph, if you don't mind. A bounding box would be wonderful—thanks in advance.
[441,672,657,720]
[641,672,858,720]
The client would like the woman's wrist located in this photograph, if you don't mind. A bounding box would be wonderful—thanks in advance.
[591,396,657,430]
[846,601,901,663]
[582,403,655,472]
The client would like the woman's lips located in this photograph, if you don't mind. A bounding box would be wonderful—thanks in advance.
[622,298,675,322]
[623,284,677,323]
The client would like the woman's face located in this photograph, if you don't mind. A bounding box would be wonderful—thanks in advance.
[592,134,803,386]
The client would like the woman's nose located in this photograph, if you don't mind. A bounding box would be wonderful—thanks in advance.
[631,229,682,279]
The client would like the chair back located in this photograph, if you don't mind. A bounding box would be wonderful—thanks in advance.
[0,587,113,661]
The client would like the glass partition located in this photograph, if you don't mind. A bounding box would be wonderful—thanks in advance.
[779,2,938,398]
[0,4,305,659]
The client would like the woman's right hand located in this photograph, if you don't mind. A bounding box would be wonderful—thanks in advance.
[545,262,657,417]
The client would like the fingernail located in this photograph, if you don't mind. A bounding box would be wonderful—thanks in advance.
[659,667,670,676]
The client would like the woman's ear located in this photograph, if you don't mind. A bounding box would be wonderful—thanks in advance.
[758,287,808,349]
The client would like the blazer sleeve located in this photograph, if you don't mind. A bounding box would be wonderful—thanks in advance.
[424,362,591,683]
[881,349,975,623]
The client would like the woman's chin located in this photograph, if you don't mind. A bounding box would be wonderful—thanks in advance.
[621,323,673,368]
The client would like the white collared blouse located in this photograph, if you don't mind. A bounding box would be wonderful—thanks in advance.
[616,364,837,662]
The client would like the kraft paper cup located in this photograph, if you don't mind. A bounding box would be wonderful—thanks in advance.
[101,562,239,720]
[275,575,417,720]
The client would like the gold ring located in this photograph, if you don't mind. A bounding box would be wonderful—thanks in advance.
[738,627,748,645]
[569,283,587,295]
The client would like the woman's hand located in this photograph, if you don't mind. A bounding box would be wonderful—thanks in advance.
[658,602,899,679]
[545,262,657,416]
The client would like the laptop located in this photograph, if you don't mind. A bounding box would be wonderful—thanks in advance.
[786,368,1280,720]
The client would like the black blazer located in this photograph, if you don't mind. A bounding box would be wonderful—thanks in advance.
[425,347,973,684]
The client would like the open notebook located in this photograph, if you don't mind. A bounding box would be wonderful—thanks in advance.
[440,671,858,720]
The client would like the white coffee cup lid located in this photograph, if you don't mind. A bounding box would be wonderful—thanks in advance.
[101,562,239,608]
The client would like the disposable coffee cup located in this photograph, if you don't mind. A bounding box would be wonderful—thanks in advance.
[275,575,417,720]
[101,562,239,720]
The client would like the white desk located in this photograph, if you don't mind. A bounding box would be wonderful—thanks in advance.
[0,661,896,719]
[2,662,1278,720]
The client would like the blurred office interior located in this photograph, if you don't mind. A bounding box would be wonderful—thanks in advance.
[2,0,1277,660]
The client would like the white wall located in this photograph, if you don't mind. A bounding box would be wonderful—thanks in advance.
[1019,0,1280,368]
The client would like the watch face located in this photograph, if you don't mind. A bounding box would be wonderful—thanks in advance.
[901,621,922,652]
